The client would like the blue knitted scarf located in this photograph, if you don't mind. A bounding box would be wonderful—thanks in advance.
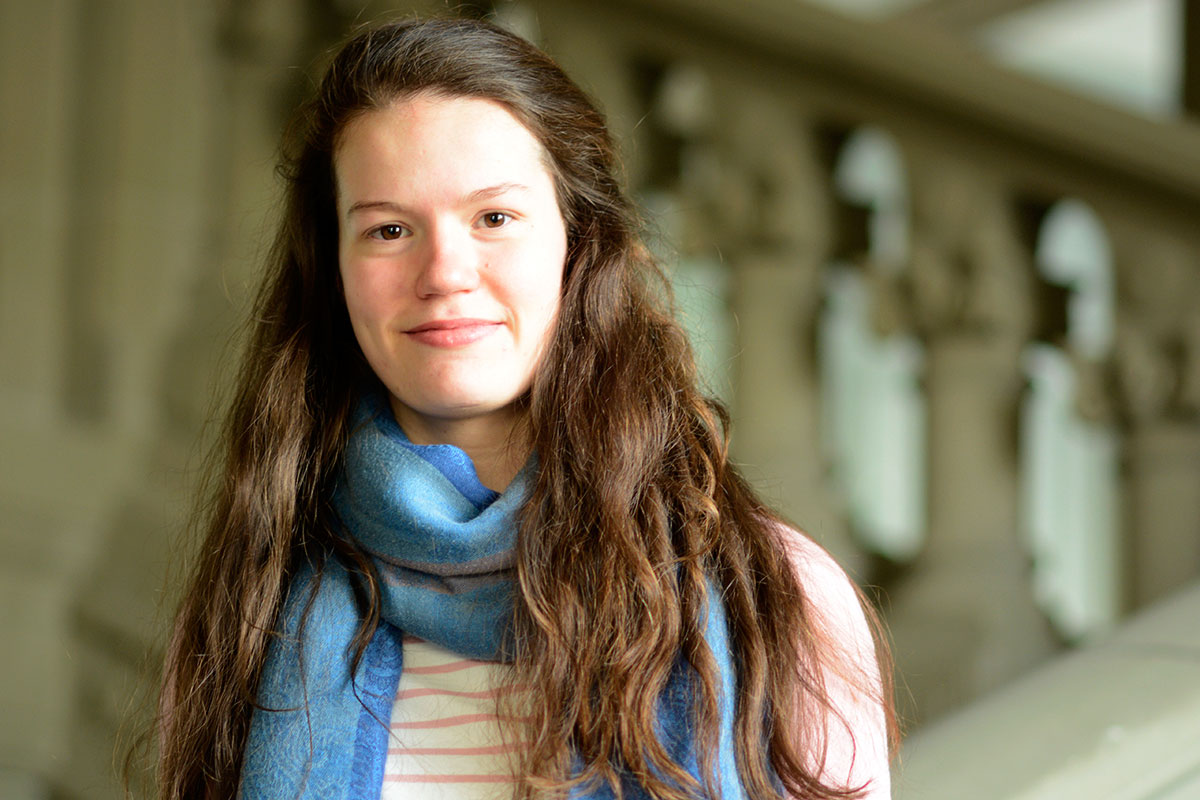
[240,394,747,799]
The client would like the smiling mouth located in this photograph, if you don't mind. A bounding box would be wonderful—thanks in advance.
[404,318,501,347]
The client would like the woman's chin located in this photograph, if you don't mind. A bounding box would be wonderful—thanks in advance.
[387,392,523,435]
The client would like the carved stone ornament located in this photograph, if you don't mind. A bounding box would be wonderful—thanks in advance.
[1110,230,1200,424]
[678,78,833,260]
[903,157,1033,341]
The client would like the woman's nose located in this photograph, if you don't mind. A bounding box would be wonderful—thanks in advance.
[414,225,482,298]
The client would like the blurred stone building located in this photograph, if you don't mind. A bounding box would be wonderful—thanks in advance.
[2,0,1199,797]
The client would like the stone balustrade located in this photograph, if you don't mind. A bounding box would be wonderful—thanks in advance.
[527,0,1200,729]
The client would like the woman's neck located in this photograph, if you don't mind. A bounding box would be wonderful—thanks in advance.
[389,399,530,493]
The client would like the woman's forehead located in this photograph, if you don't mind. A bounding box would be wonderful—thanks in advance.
[333,94,556,208]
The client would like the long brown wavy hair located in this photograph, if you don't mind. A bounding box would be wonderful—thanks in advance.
[157,16,894,800]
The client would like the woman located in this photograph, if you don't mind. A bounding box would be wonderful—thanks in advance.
[158,16,894,800]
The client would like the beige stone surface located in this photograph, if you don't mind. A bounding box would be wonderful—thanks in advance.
[897,581,1200,800]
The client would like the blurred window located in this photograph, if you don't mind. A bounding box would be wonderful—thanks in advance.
[820,127,927,562]
[1020,198,1120,640]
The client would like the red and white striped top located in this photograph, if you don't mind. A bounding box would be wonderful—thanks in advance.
[381,636,524,799]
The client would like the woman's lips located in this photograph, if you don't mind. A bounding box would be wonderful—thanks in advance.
[404,318,501,347]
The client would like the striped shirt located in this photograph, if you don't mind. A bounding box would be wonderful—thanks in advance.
[381,636,524,799]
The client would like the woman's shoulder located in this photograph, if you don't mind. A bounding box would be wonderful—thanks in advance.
[775,525,874,647]
[770,522,894,799]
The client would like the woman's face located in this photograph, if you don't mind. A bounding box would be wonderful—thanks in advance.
[335,94,567,443]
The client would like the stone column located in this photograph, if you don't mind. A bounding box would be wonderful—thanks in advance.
[1110,228,1200,608]
[701,85,868,575]
[884,159,1058,725]
[1124,424,1200,604]
[734,250,859,568]
[0,0,76,420]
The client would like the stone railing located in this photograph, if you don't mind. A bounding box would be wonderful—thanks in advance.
[897,580,1200,799]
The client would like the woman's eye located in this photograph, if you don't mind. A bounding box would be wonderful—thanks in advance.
[480,212,509,229]
[370,224,407,241]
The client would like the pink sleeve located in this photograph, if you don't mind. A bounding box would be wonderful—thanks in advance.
[781,528,892,799]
